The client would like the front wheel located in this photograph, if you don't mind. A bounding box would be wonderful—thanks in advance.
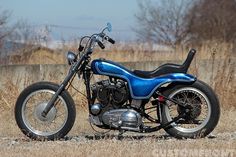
[15,82,76,140]
[161,80,220,139]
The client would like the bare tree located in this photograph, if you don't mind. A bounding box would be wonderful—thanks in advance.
[7,20,41,55]
[39,25,52,47]
[0,10,14,48]
[134,0,193,48]
[186,0,236,43]
[13,20,35,43]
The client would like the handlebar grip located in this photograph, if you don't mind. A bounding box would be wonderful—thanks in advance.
[97,40,105,49]
[108,37,115,44]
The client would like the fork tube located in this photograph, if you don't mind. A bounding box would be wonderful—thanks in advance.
[83,68,92,111]
[42,55,85,117]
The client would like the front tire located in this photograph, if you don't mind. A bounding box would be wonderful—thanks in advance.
[161,80,220,139]
[15,82,76,140]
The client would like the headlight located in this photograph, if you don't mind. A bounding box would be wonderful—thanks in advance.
[67,51,77,65]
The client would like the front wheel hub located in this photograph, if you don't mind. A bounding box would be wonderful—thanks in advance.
[34,102,57,123]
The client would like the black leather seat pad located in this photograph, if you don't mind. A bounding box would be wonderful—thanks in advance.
[133,63,186,78]
[133,49,196,78]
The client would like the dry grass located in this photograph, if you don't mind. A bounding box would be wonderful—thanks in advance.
[0,78,235,137]
[4,41,236,109]
[0,41,235,157]
[6,41,235,64]
[0,83,235,157]
[92,41,236,62]
[0,85,235,157]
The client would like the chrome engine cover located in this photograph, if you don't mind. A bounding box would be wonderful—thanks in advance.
[102,109,142,130]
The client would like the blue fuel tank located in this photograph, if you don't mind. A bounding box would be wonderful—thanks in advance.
[91,59,196,99]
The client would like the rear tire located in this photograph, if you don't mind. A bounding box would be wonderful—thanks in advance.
[15,82,76,140]
[161,80,220,139]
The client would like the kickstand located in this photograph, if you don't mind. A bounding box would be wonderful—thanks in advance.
[117,129,125,140]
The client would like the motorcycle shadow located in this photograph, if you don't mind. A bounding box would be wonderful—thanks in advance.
[64,134,173,141]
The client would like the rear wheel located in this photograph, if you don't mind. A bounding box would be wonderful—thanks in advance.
[15,82,76,140]
[161,80,220,139]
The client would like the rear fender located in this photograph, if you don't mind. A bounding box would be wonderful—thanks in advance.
[157,74,197,93]
[159,73,196,87]
[130,73,196,99]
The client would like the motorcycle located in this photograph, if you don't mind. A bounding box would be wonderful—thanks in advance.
[15,23,220,140]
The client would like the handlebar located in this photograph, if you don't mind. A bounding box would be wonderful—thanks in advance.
[100,33,115,44]
[78,26,116,56]
[68,24,116,66]
[106,36,115,44]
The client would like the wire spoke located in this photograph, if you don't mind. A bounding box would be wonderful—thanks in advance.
[167,88,210,130]
[22,90,68,136]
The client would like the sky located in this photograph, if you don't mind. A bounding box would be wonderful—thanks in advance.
[1,0,139,41]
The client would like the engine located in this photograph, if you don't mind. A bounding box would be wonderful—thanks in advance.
[90,79,143,131]
[91,79,129,107]
[101,109,142,130]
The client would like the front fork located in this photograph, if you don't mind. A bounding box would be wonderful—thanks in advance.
[41,55,88,117]
[82,68,92,111]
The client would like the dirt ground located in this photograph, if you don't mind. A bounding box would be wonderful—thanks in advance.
[0,108,235,157]
[0,132,235,157]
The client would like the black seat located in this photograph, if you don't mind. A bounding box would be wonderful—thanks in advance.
[133,49,196,78]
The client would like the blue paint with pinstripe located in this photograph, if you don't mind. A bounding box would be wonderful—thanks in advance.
[91,59,196,99]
